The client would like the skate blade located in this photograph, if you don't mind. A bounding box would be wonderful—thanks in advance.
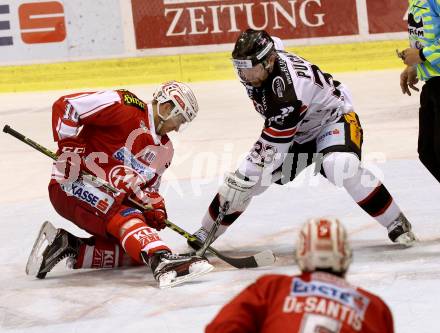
[158,261,214,289]
[25,221,57,276]
[394,231,417,247]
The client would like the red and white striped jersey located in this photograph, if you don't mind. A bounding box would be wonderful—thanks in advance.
[238,51,354,178]
[51,89,173,194]
[206,272,394,333]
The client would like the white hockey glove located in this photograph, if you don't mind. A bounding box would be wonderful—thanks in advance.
[219,171,257,212]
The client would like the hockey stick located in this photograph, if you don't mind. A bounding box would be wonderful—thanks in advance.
[166,216,275,268]
[3,125,276,268]
[196,201,229,257]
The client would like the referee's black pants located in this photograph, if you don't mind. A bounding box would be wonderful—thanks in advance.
[418,76,440,182]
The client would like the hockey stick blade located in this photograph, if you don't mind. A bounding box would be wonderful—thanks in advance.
[208,247,275,268]
[167,220,276,268]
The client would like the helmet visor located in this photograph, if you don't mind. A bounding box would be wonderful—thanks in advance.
[232,59,265,83]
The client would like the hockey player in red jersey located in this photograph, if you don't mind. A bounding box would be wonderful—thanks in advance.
[26,81,213,288]
[206,217,394,333]
[189,29,415,250]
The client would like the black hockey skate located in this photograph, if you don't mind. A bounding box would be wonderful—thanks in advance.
[26,221,82,279]
[387,213,416,246]
[142,250,213,289]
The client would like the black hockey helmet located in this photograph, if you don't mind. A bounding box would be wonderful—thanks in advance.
[232,29,275,67]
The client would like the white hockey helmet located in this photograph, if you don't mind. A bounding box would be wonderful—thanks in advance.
[153,81,198,127]
[295,217,352,275]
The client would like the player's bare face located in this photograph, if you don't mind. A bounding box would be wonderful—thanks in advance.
[155,102,188,135]
[157,113,187,135]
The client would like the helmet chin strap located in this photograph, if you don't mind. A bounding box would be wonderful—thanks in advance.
[156,101,176,133]
[155,101,167,133]
[156,119,164,132]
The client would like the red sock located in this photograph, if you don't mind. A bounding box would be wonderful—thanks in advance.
[120,222,170,263]
[74,237,140,269]
[105,207,170,263]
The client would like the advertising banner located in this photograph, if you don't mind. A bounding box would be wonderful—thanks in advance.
[0,0,410,65]
[131,0,359,49]
[366,0,408,34]
[0,0,125,64]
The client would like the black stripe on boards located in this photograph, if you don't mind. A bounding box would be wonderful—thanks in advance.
[0,5,9,14]
[0,20,10,30]
[0,36,12,46]
[357,183,393,217]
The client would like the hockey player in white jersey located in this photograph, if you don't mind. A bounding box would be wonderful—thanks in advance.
[189,29,415,250]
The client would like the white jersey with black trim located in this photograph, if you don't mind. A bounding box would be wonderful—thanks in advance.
[238,51,354,179]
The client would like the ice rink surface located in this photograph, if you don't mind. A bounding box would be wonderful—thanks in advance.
[1,69,439,332]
